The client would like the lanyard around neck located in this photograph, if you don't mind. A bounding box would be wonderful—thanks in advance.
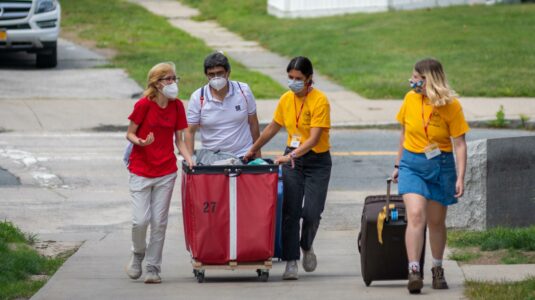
[421,95,434,142]
[293,92,308,129]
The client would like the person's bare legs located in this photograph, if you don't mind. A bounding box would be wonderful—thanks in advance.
[427,200,449,289]
[404,193,427,264]
[404,193,426,293]
[427,200,447,261]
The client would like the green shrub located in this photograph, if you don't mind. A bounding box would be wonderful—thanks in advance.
[520,114,531,128]
[488,105,508,128]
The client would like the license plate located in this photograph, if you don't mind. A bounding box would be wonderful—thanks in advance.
[0,31,6,41]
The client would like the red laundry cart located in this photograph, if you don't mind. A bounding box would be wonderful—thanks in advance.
[181,163,278,282]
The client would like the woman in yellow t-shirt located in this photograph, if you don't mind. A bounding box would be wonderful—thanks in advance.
[244,56,331,281]
[392,58,469,294]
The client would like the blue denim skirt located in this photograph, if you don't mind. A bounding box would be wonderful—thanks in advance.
[398,148,458,206]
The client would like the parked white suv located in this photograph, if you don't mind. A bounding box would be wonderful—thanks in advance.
[0,0,61,68]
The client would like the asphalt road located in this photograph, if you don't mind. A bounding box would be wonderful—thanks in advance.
[260,127,535,191]
[0,38,108,70]
[2,124,534,191]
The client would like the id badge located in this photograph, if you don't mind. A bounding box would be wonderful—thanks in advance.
[424,143,441,160]
[290,134,301,148]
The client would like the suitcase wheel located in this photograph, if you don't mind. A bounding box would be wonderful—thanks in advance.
[194,269,205,283]
[256,269,269,282]
[365,280,371,287]
[357,231,362,253]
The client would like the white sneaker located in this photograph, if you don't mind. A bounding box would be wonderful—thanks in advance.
[125,252,144,280]
[144,267,162,284]
[302,247,317,272]
[282,260,299,280]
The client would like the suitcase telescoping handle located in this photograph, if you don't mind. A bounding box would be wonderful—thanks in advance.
[385,177,393,222]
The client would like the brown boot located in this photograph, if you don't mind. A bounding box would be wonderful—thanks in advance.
[407,270,423,294]
[431,266,449,289]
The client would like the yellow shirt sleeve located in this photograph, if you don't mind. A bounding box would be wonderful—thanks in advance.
[273,95,286,127]
[396,98,407,124]
[443,99,470,138]
[311,98,330,128]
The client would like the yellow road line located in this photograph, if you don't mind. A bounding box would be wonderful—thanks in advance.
[262,151,397,156]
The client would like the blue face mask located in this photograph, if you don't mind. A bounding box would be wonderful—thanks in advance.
[288,79,305,93]
[409,79,424,93]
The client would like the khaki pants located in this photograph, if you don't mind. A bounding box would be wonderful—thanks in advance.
[129,172,177,273]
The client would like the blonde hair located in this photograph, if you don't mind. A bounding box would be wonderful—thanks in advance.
[143,62,176,100]
[415,58,457,107]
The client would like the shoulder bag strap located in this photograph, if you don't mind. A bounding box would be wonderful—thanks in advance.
[236,81,249,112]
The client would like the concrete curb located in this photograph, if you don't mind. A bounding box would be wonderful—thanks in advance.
[461,264,535,282]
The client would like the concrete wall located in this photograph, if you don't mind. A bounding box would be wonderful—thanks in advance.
[267,0,502,18]
[486,136,535,228]
[447,136,535,230]
[447,139,487,230]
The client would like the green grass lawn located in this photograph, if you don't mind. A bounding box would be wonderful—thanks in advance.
[181,0,535,99]
[60,0,285,99]
[448,226,535,264]
[465,278,535,300]
[0,221,67,300]
[448,226,535,251]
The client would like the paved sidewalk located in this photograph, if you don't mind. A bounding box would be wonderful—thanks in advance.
[31,217,465,300]
[462,264,535,282]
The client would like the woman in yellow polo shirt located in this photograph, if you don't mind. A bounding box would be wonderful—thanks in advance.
[244,56,331,281]
[392,58,469,294]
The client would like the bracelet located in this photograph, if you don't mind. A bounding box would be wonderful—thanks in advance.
[394,164,399,169]
[288,151,297,169]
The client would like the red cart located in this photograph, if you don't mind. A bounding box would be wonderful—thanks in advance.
[181,163,278,282]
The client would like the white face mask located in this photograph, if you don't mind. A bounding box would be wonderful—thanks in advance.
[209,77,227,91]
[161,82,178,99]
[288,79,305,93]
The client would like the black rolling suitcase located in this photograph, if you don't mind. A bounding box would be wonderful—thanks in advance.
[357,178,425,286]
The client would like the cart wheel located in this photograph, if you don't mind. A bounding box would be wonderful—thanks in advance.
[193,269,198,277]
[365,280,371,287]
[257,270,269,282]
[196,270,205,283]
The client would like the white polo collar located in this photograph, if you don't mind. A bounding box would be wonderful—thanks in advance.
[205,80,236,103]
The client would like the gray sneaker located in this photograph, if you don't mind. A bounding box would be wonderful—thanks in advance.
[302,247,317,272]
[144,266,162,284]
[282,260,299,280]
[125,252,145,280]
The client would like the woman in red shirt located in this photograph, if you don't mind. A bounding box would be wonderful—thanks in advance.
[124,62,193,284]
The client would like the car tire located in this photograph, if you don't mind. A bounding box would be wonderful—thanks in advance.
[36,42,57,68]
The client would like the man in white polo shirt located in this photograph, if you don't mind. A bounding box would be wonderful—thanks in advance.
[185,52,260,159]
